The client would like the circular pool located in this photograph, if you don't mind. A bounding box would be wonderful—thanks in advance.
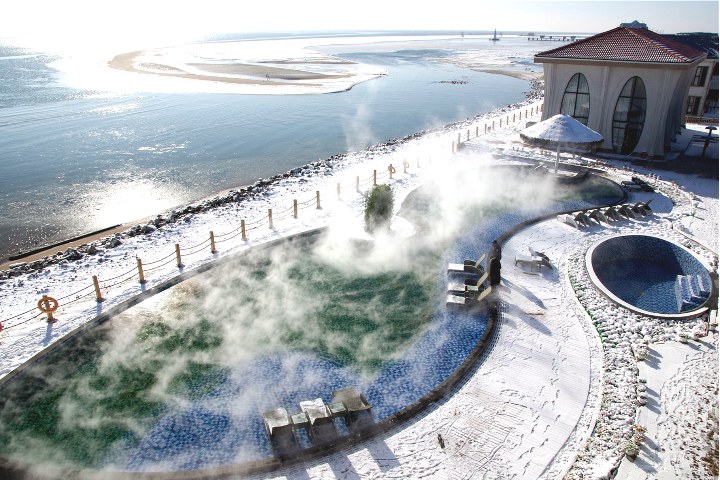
[586,234,712,318]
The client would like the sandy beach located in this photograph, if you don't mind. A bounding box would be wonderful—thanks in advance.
[108,51,319,86]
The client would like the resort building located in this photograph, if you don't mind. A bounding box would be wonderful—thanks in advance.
[535,23,708,159]
[663,32,719,117]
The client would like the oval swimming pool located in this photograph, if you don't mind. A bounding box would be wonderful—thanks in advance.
[587,234,712,317]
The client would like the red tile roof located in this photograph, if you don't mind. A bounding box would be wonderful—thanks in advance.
[536,27,706,63]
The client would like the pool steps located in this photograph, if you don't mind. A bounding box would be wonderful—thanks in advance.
[675,274,711,312]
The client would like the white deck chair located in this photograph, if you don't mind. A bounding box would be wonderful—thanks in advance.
[557,214,579,228]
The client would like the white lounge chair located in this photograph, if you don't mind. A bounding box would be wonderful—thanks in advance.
[448,253,486,276]
[528,247,552,269]
[557,214,579,228]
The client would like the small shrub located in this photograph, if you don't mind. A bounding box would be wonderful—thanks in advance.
[364,184,394,233]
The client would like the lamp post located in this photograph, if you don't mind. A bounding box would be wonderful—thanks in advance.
[701,126,716,158]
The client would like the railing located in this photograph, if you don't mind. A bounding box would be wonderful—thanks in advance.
[0,104,544,332]
[686,115,719,125]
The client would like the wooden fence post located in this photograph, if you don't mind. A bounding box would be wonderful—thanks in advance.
[210,231,216,253]
[457,132,461,145]
[268,209,273,229]
[373,170,377,186]
[137,258,146,284]
[93,275,103,302]
[513,113,516,122]
[337,183,341,200]
[356,176,360,193]
[316,191,321,209]
[492,120,495,130]
[500,118,503,128]
[484,124,487,133]
[241,220,247,240]
[476,126,479,136]
[467,130,470,141]
[293,200,298,218]
[175,244,183,268]
[452,141,455,152]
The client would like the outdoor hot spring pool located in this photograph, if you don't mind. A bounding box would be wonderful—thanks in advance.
[0,169,623,472]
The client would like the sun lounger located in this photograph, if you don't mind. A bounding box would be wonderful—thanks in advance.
[528,247,552,269]
[557,214,579,228]
[587,209,609,224]
[629,202,649,216]
[300,398,337,445]
[604,207,622,221]
[448,272,489,295]
[633,199,653,216]
[515,253,543,271]
[332,387,374,432]
[574,211,593,227]
[617,205,636,219]
[263,407,299,458]
[448,253,486,276]
[446,286,493,308]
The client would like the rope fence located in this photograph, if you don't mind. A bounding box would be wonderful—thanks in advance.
[0,103,544,333]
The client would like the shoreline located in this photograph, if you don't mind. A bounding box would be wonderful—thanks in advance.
[0,101,539,273]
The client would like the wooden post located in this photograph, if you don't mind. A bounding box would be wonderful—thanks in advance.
[492,120,495,130]
[268,209,273,229]
[241,220,247,240]
[500,118,502,128]
[93,275,103,302]
[457,132,461,145]
[476,126,479,136]
[210,231,217,253]
[513,113,516,122]
[388,164,394,179]
[373,170,377,186]
[451,141,455,152]
[293,199,298,218]
[337,183,341,200]
[467,130,470,141]
[316,191,321,209]
[356,176,359,193]
[175,244,182,268]
[137,258,146,284]
[484,124,487,133]
[541,104,544,113]
[507,115,509,124]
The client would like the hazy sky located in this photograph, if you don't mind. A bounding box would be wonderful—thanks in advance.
[2,0,718,52]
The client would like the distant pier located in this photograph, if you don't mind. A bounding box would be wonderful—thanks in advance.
[528,35,586,42]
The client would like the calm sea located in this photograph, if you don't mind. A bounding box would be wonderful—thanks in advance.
[0,31,544,257]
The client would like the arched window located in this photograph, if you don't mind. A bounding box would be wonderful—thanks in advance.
[560,73,590,125]
[612,77,647,154]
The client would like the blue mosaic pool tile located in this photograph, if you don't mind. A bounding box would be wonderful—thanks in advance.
[119,195,625,472]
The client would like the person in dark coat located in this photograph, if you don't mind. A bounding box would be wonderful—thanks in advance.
[488,255,501,286]
[489,240,501,262]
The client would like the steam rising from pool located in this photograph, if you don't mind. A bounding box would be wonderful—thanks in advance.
[0,166,623,471]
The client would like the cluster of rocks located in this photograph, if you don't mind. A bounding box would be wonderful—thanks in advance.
[524,79,544,101]
[0,98,542,284]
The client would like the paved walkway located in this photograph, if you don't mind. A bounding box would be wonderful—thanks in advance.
[615,333,718,480]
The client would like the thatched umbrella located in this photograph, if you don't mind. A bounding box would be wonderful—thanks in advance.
[520,114,604,175]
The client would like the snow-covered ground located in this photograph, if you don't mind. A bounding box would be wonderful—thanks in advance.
[0,101,717,480]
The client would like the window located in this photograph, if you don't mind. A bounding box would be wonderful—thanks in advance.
[560,73,590,125]
[686,96,701,115]
[691,66,709,87]
[612,77,647,155]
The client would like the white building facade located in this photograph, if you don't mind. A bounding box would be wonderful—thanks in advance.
[535,26,706,159]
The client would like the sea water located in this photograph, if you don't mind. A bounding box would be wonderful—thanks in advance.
[0,32,543,257]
